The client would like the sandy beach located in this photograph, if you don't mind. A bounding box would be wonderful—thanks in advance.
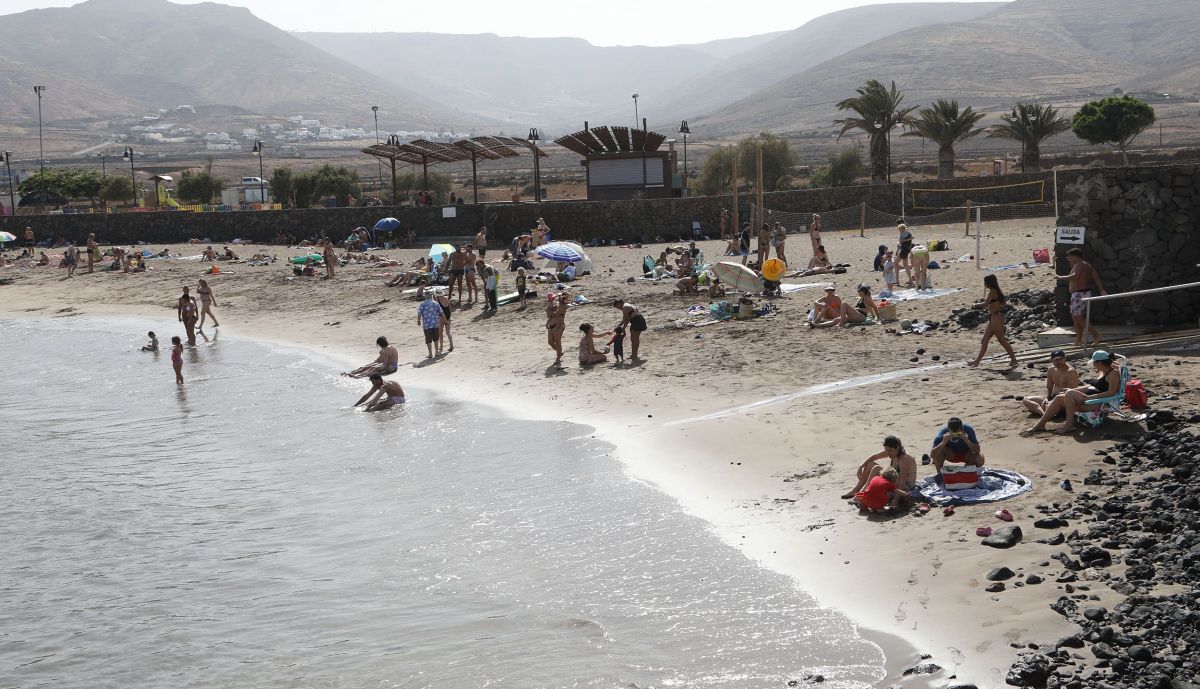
[4,218,1198,687]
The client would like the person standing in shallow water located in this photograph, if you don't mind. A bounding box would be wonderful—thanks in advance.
[171,336,184,384]
[177,286,198,345]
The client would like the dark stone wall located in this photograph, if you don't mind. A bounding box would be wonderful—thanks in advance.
[1054,165,1200,326]
[0,171,1050,248]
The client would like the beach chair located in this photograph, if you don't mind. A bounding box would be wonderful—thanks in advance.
[1074,355,1145,427]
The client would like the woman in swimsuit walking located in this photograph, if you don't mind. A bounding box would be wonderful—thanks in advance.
[546,292,569,366]
[808,214,822,257]
[969,274,1018,369]
[170,336,184,384]
[196,279,219,329]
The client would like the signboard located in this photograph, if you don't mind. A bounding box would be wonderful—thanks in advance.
[1055,226,1086,244]
[442,206,457,219]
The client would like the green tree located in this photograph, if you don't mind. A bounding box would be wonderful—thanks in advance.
[810,148,867,188]
[735,133,798,193]
[987,103,1072,172]
[292,172,319,208]
[902,99,986,179]
[18,168,103,202]
[695,147,737,196]
[311,164,362,206]
[1071,95,1156,166]
[269,167,295,206]
[176,170,225,204]
[99,175,135,205]
[834,79,916,182]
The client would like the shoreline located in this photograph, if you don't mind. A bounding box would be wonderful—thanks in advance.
[4,308,928,686]
[5,225,1197,686]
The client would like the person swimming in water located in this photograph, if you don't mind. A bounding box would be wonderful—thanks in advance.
[354,373,406,411]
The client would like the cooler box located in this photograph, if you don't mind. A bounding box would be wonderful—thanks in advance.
[941,464,980,490]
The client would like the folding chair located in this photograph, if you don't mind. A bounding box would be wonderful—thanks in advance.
[1074,355,1145,427]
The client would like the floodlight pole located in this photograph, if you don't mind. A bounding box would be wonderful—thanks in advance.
[123,146,136,207]
[372,106,383,198]
[2,151,15,212]
[252,140,266,207]
[386,135,400,203]
[641,117,648,193]
[34,86,46,190]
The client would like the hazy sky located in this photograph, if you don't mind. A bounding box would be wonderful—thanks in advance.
[0,0,1005,45]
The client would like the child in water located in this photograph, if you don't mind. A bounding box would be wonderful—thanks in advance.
[608,325,626,363]
[141,331,159,352]
[171,336,183,384]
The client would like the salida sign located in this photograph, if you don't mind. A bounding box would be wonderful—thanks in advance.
[1055,226,1086,244]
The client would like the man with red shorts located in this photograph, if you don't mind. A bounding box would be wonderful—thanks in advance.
[931,416,985,473]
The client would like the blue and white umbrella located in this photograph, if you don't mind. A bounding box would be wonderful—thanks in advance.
[0,231,16,244]
[535,242,585,263]
[373,217,401,231]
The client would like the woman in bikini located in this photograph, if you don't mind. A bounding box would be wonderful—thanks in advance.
[546,292,569,366]
[911,244,930,290]
[578,323,611,366]
[1028,351,1121,435]
[840,435,917,499]
[969,274,1018,369]
[771,222,788,266]
[322,239,336,279]
[855,285,880,320]
[196,279,219,329]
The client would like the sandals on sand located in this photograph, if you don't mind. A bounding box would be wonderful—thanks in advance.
[995,509,1014,522]
[943,505,956,516]
[976,527,993,537]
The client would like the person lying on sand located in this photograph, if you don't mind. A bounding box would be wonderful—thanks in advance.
[841,435,917,500]
[1022,350,1079,416]
[852,467,900,512]
[343,336,398,378]
[354,373,406,411]
[387,257,430,287]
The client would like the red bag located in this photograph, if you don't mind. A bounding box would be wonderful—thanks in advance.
[1032,248,1050,264]
[1125,379,1148,409]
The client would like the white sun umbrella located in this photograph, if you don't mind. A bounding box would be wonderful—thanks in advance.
[710,261,762,293]
[0,231,16,244]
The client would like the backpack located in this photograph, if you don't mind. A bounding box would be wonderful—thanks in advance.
[1125,379,1148,409]
[642,256,655,274]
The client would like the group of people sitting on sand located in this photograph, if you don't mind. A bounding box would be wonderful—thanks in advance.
[807,284,880,327]
[841,417,986,512]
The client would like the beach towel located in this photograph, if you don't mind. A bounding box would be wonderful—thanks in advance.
[914,468,1032,506]
[780,282,833,294]
[876,287,962,302]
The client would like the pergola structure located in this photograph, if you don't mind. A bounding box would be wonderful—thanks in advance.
[553,125,675,201]
[362,136,546,203]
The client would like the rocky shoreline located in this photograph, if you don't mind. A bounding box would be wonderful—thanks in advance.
[1006,422,1200,688]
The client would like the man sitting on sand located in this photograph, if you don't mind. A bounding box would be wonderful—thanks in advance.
[930,417,985,473]
[201,246,218,261]
[354,373,406,411]
[343,336,399,378]
[1022,350,1080,416]
[841,435,918,501]
[810,286,866,327]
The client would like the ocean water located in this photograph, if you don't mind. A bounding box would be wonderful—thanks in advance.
[0,318,884,689]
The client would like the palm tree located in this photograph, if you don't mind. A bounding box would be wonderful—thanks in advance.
[988,103,1072,172]
[903,99,986,179]
[835,80,915,183]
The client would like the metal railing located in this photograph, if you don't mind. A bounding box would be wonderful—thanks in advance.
[1082,276,1200,351]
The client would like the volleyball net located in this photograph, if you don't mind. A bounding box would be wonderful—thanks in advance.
[751,199,1056,237]
[908,177,1049,210]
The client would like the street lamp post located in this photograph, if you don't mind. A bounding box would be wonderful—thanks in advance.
[252,140,266,207]
[527,128,541,203]
[123,146,137,207]
[641,117,648,193]
[33,85,46,190]
[632,93,639,130]
[96,153,106,178]
[1013,106,1026,172]
[678,120,690,195]
[371,105,383,199]
[2,151,15,212]
[386,134,400,203]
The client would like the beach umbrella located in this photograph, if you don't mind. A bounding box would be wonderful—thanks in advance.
[534,241,585,263]
[710,261,763,293]
[428,243,455,261]
[373,217,401,231]
[0,231,15,243]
